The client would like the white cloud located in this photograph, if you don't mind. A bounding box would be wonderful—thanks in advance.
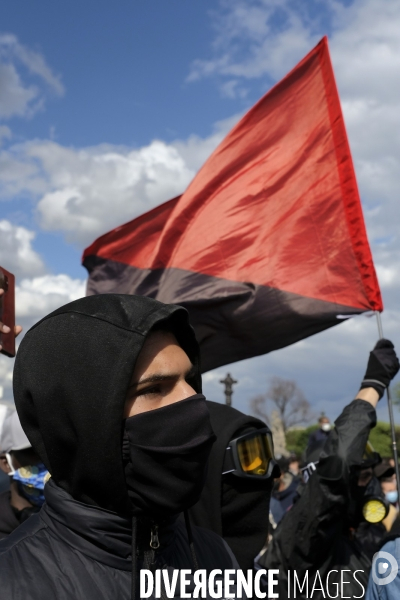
[0,115,238,247]
[0,125,11,145]
[219,80,248,99]
[375,264,400,289]
[0,273,86,404]
[187,0,318,85]
[0,220,46,279]
[330,0,400,105]
[0,357,13,405]
[0,142,49,198]
[0,62,38,119]
[16,274,86,318]
[188,0,400,94]
[0,33,64,119]
[33,140,195,244]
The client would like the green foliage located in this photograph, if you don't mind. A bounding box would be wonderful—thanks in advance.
[286,424,318,458]
[285,421,400,459]
[369,421,400,458]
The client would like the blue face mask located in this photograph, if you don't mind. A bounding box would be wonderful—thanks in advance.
[385,490,398,504]
[11,463,50,507]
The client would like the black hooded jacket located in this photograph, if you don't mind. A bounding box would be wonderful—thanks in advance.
[261,399,378,599]
[191,401,273,570]
[0,295,238,599]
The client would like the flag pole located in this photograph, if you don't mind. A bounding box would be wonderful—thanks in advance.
[375,311,400,498]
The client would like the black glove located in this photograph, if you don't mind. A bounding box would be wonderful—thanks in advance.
[360,339,400,399]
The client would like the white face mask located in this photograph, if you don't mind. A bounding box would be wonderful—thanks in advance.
[321,423,331,432]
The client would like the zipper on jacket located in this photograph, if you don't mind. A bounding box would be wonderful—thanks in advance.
[150,523,160,550]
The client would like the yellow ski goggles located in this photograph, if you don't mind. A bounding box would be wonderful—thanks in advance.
[222,428,277,479]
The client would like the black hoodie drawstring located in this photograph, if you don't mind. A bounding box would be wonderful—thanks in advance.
[184,510,199,570]
[131,516,137,600]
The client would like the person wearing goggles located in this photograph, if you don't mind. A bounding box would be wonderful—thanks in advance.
[189,402,279,571]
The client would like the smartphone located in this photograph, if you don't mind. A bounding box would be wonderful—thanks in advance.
[0,266,15,357]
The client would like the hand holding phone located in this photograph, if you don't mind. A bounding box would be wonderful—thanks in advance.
[0,267,21,357]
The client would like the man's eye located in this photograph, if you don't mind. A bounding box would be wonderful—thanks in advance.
[136,386,160,397]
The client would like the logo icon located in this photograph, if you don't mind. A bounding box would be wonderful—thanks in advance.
[372,551,399,586]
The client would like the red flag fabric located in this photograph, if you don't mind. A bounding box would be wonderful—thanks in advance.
[83,37,382,372]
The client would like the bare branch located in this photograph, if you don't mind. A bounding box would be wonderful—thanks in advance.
[250,394,269,425]
[251,376,313,434]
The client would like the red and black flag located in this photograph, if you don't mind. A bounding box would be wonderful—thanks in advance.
[83,37,382,373]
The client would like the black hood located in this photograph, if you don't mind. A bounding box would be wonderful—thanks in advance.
[13,294,201,514]
[189,401,273,570]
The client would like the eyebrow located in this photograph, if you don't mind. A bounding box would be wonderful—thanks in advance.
[128,365,196,389]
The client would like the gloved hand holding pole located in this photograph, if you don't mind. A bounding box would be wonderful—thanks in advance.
[372,313,400,503]
[360,338,400,399]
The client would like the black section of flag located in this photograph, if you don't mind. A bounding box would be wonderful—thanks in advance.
[85,256,363,372]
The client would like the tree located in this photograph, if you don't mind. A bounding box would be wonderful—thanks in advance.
[250,376,314,434]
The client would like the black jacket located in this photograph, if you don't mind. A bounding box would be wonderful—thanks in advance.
[0,479,237,599]
[0,295,238,599]
[261,399,377,599]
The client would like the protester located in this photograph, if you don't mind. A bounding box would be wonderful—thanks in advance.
[0,406,47,538]
[374,459,395,484]
[269,457,299,526]
[0,295,242,600]
[260,339,400,599]
[305,414,332,461]
[189,400,278,571]
[373,460,398,527]
[380,473,398,506]
[288,452,300,477]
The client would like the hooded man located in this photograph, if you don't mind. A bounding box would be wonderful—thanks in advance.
[0,294,242,600]
[0,406,48,538]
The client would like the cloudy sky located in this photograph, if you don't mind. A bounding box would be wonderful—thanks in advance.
[0,0,399,424]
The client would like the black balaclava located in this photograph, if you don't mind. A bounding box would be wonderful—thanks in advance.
[123,395,215,519]
[13,294,203,515]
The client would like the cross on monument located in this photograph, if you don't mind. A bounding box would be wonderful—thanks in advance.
[220,373,238,407]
